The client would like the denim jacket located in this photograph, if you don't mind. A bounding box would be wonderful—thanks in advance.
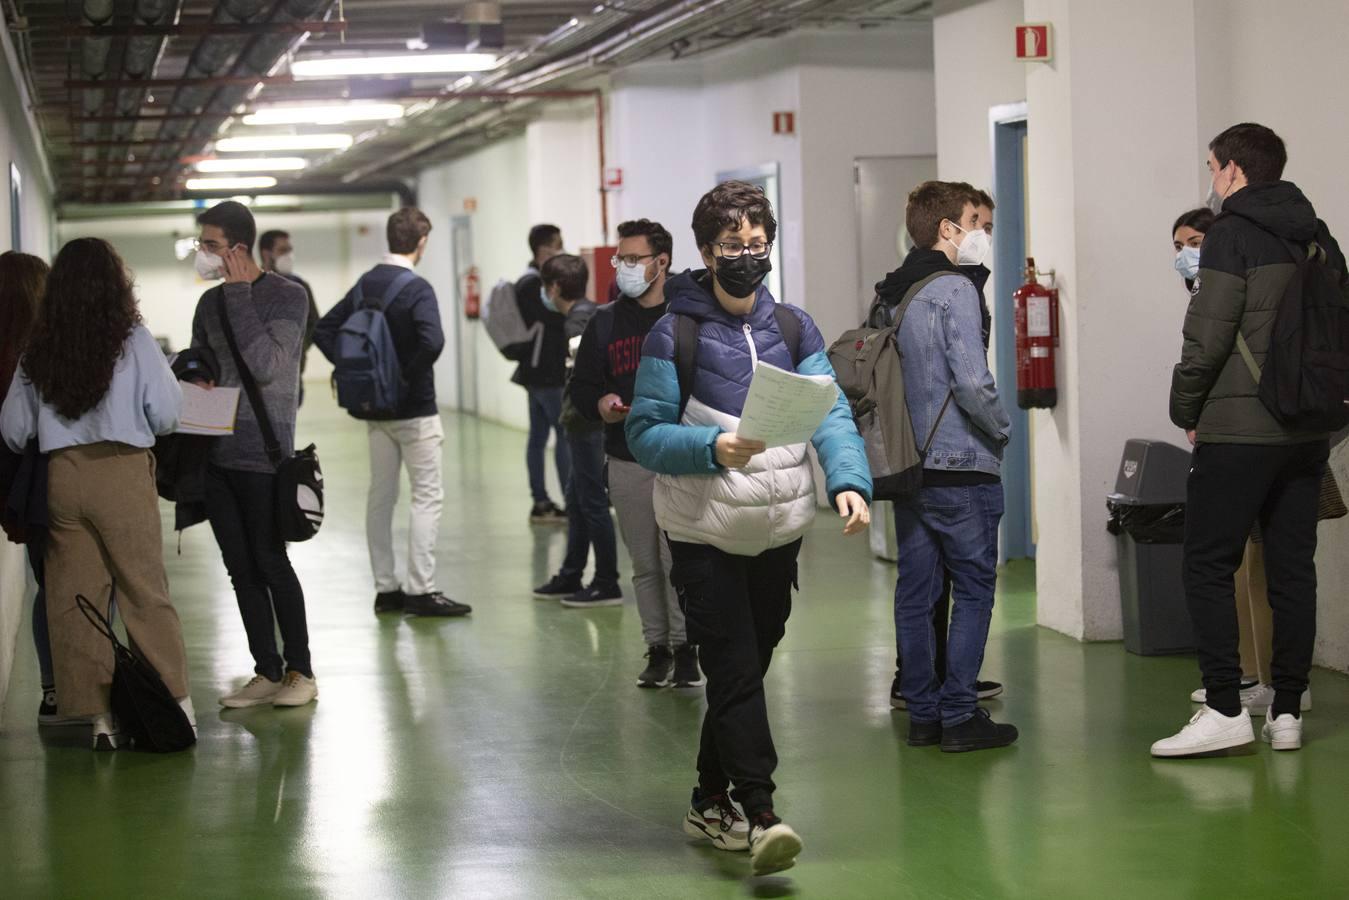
[893,273,1010,476]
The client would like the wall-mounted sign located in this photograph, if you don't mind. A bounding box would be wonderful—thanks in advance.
[772,112,796,135]
[463,197,479,213]
[1015,24,1053,62]
[603,168,624,190]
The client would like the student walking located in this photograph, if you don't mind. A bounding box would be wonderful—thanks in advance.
[314,208,470,619]
[1,238,192,750]
[567,218,702,688]
[190,201,317,709]
[627,182,872,875]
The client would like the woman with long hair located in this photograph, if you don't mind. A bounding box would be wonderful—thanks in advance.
[1,238,193,750]
[0,250,65,724]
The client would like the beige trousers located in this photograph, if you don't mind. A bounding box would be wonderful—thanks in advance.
[45,443,190,717]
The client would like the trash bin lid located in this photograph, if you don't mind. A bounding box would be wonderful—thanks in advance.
[1109,439,1191,505]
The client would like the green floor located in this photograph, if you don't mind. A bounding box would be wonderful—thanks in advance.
[2,391,1348,899]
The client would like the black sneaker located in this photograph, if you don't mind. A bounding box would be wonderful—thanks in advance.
[38,685,89,726]
[977,680,1004,700]
[907,720,942,747]
[672,644,705,688]
[637,645,674,688]
[404,592,473,617]
[374,590,405,614]
[748,811,802,876]
[890,674,907,710]
[529,501,568,525]
[560,583,623,609]
[940,708,1018,753]
[533,574,582,600]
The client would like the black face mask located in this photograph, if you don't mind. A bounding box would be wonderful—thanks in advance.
[713,253,772,300]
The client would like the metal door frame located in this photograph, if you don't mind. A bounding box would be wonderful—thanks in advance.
[449,215,477,413]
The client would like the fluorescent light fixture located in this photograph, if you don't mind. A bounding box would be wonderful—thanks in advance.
[215,134,354,152]
[242,104,406,126]
[185,176,278,191]
[292,52,498,78]
[195,157,308,173]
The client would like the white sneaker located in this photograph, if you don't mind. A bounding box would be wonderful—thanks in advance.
[1262,712,1303,751]
[91,714,124,751]
[1189,683,1311,716]
[683,790,750,852]
[272,671,319,707]
[749,818,803,876]
[179,696,198,731]
[219,675,283,709]
[1151,707,1255,758]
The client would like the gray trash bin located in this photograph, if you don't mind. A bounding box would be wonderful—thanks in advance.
[1107,439,1195,656]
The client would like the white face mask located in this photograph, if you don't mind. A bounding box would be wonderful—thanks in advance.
[274,252,295,276]
[194,249,224,280]
[946,221,992,267]
[616,260,655,298]
[1175,245,1201,280]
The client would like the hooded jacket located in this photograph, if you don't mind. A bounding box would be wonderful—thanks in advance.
[1171,181,1348,444]
[625,270,872,556]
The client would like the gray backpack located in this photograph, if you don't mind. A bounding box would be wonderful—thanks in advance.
[827,272,953,501]
[485,274,544,367]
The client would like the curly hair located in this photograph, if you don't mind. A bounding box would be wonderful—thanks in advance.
[24,238,142,420]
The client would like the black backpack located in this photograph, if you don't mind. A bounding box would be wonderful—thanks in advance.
[1231,217,1349,433]
[673,305,801,418]
[77,594,196,753]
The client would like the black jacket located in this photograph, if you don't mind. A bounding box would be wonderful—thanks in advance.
[314,264,446,420]
[569,296,669,461]
[510,266,568,388]
[280,271,321,372]
[1171,181,1347,444]
[153,346,222,533]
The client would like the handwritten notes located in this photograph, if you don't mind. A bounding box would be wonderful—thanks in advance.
[736,364,839,448]
[177,383,240,436]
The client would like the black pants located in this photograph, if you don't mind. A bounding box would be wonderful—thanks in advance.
[669,537,801,819]
[895,574,950,681]
[1185,440,1327,716]
[205,464,313,680]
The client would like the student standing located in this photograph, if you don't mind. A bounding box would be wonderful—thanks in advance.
[567,218,702,688]
[190,201,317,709]
[1157,124,1347,756]
[627,182,872,875]
[531,254,622,607]
[259,230,320,406]
[1,238,191,750]
[511,224,570,525]
[314,208,470,619]
[885,181,1017,754]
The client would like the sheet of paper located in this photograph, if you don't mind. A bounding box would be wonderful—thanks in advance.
[736,363,839,448]
[176,383,241,436]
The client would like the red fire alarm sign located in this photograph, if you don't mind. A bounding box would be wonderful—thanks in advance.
[773,112,796,135]
[1015,24,1053,62]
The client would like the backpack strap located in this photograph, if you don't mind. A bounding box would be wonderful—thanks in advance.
[215,287,283,467]
[673,314,699,421]
[363,269,419,311]
[1235,332,1263,384]
[772,304,802,366]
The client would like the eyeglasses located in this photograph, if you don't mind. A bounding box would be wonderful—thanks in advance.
[713,240,772,260]
[193,238,228,254]
[611,253,657,268]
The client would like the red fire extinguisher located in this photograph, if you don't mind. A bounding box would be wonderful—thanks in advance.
[463,266,481,320]
[1012,256,1058,409]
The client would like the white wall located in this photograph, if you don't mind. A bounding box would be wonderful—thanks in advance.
[55,208,393,377]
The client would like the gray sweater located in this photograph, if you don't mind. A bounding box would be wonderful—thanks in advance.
[191,273,308,473]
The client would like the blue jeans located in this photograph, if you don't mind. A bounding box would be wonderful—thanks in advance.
[893,482,1003,727]
[527,386,571,505]
[560,429,619,588]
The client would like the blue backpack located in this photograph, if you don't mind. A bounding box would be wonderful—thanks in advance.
[333,269,419,417]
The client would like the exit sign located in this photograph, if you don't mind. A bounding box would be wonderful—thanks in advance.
[1015,23,1053,62]
[773,111,796,135]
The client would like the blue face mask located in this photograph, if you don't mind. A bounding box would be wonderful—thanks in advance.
[540,285,559,313]
[1174,245,1201,281]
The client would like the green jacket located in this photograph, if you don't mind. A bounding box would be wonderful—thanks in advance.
[1170,181,1347,445]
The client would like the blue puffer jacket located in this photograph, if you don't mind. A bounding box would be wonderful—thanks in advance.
[626,269,872,556]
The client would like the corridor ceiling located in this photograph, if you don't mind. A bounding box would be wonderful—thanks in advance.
[3,0,933,204]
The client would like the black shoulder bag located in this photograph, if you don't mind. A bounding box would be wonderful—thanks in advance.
[216,289,324,542]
